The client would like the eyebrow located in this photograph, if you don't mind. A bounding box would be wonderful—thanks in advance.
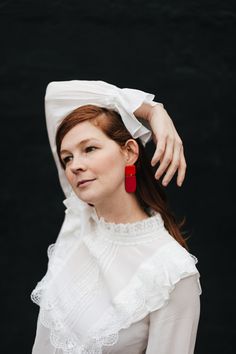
[60,138,100,155]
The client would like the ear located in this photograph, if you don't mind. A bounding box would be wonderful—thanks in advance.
[121,139,139,165]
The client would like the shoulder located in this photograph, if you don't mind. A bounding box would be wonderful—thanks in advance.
[155,237,201,278]
[142,235,202,297]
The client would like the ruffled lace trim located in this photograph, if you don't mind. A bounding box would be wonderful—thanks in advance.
[31,241,202,354]
[90,206,165,243]
[84,242,202,353]
[47,243,55,258]
[63,192,164,240]
[96,213,164,236]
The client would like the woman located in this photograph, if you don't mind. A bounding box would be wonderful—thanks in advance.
[31,80,202,354]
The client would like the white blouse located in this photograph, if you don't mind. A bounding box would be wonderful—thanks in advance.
[31,196,202,354]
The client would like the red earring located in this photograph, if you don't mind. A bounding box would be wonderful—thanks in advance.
[125,165,136,193]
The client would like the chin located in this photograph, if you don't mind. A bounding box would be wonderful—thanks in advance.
[75,192,97,205]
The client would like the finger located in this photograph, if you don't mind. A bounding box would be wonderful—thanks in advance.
[151,136,166,166]
[177,148,187,186]
[162,142,182,186]
[154,136,174,179]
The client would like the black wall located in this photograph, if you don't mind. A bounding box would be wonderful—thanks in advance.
[1,1,235,353]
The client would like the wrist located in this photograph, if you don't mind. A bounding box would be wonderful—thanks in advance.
[134,101,164,122]
[147,103,165,124]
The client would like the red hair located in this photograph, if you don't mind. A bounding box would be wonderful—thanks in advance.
[56,105,189,250]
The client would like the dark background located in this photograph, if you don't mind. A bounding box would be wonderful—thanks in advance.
[1,0,235,353]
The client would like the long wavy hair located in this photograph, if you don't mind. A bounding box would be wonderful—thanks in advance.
[55,105,189,250]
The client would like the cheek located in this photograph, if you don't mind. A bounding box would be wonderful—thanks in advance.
[65,169,74,186]
[98,153,124,184]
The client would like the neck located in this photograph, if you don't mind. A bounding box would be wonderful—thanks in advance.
[94,191,149,224]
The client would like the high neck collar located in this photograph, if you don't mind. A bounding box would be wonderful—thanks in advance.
[90,207,165,243]
[63,193,165,243]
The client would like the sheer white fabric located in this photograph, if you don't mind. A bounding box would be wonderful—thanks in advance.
[31,196,202,354]
[33,275,200,354]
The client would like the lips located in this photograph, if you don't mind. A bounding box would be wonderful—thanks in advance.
[77,179,96,187]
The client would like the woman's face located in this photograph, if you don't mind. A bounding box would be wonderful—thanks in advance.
[60,120,129,206]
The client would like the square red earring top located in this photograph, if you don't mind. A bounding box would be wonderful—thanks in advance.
[125,165,136,176]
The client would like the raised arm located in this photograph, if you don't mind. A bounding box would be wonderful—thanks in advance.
[134,103,186,187]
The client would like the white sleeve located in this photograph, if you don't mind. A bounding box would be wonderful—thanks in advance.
[145,274,201,354]
[32,309,68,354]
[32,309,59,354]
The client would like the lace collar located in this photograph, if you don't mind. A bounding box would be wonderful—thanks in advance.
[89,207,165,244]
[63,192,165,243]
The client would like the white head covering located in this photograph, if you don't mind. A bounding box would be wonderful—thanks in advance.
[45,80,156,198]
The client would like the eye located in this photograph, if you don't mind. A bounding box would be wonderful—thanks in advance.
[62,156,72,165]
[85,146,97,153]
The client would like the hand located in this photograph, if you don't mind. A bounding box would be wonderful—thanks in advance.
[134,103,187,187]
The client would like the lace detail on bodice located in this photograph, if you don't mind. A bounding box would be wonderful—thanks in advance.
[90,208,165,244]
[31,195,202,354]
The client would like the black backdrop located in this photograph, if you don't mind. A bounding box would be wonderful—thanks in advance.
[1,1,235,353]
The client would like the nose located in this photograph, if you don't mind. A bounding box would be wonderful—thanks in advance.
[69,156,87,174]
